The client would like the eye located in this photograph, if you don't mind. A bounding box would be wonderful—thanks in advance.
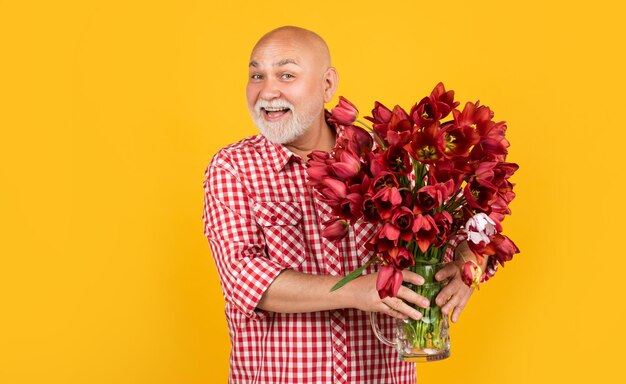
[250,73,263,80]
[281,73,295,79]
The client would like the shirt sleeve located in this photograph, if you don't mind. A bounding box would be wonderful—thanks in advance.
[202,155,284,320]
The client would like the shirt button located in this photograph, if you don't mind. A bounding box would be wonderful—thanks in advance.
[270,215,277,222]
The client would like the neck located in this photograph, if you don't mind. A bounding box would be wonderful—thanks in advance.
[284,112,335,159]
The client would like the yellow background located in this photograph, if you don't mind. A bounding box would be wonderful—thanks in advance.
[1,0,624,383]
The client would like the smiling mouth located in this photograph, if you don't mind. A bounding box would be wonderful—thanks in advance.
[262,107,291,120]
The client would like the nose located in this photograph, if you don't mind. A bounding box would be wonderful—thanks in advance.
[259,77,281,100]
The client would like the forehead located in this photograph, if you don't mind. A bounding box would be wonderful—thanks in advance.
[249,37,313,68]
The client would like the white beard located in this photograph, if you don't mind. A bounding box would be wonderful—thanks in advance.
[252,99,318,144]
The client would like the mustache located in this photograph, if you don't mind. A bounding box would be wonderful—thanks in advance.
[255,99,295,113]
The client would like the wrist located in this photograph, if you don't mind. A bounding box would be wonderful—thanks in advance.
[455,241,489,269]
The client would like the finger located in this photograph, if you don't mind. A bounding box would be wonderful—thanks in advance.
[434,263,459,282]
[450,288,473,323]
[382,297,423,320]
[401,270,425,286]
[378,301,409,320]
[435,278,462,307]
[441,285,473,317]
[440,290,463,316]
[397,285,430,309]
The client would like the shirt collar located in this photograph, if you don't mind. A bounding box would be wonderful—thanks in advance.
[260,137,297,173]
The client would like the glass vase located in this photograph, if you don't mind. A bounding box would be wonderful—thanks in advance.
[371,262,451,362]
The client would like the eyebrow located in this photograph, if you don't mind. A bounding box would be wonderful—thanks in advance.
[248,58,300,67]
[276,58,299,66]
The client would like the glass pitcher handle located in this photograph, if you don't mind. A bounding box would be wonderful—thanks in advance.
[370,312,395,347]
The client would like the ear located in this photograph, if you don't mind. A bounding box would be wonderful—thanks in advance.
[322,67,338,103]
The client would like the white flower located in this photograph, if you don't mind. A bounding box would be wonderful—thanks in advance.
[465,213,497,244]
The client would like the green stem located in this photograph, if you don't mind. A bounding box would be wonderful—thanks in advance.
[403,259,448,352]
[413,160,426,190]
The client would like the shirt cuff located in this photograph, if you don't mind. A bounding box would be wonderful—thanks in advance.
[231,257,285,319]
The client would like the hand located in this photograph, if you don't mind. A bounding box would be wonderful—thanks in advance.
[434,261,475,323]
[347,270,431,321]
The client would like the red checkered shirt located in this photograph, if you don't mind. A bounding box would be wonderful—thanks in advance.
[203,133,416,383]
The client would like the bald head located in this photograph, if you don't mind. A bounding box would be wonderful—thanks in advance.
[250,26,332,70]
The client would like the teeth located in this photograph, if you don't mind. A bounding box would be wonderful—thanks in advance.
[264,107,289,112]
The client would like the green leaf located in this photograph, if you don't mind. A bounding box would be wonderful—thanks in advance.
[330,258,377,292]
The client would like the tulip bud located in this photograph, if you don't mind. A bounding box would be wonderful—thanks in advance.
[376,265,403,299]
[330,96,359,126]
[461,260,482,289]
[322,218,349,242]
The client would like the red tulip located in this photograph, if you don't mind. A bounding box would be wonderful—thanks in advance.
[308,149,332,163]
[404,122,446,164]
[367,233,396,253]
[317,177,347,206]
[463,179,498,212]
[461,261,482,288]
[386,246,415,270]
[414,180,454,213]
[442,123,480,158]
[376,265,403,299]
[330,150,361,179]
[480,234,520,266]
[336,193,364,221]
[383,145,412,175]
[399,188,414,208]
[411,82,459,128]
[368,152,386,178]
[452,101,493,130]
[329,96,359,126]
[365,101,394,139]
[492,162,519,186]
[306,165,330,184]
[372,186,402,220]
[412,214,439,252]
[322,218,349,241]
[306,150,335,185]
[385,106,414,146]
[379,222,401,242]
[372,172,399,192]
[415,186,440,213]
[369,101,394,123]
[390,206,415,242]
[362,195,382,223]
[429,158,470,192]
[497,180,516,204]
[471,121,510,162]
[467,233,519,274]
[342,125,373,156]
[433,211,453,247]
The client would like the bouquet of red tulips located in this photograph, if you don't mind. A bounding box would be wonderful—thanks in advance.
[306,83,519,359]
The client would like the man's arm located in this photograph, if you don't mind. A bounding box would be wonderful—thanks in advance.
[204,159,286,320]
[204,156,431,321]
[257,268,431,321]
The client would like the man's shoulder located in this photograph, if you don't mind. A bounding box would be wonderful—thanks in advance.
[208,134,266,169]
[214,134,265,157]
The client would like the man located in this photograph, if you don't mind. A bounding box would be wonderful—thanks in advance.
[203,26,481,383]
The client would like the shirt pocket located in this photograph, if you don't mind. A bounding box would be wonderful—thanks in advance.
[252,201,306,269]
[352,220,379,274]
